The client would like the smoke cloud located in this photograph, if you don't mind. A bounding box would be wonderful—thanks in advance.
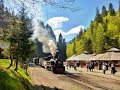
[48,40,57,56]
[32,19,57,55]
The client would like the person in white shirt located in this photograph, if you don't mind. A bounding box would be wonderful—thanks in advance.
[102,62,106,74]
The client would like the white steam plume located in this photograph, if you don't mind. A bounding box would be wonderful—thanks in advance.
[48,40,57,56]
[32,19,57,54]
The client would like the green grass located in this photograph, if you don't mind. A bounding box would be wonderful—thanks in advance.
[0,59,32,90]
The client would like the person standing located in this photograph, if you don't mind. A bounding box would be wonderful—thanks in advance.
[86,63,89,72]
[66,62,69,69]
[74,62,77,71]
[102,63,106,74]
[111,63,117,75]
[91,62,94,72]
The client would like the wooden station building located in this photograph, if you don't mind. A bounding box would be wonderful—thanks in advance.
[66,48,120,72]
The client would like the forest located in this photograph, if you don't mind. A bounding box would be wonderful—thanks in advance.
[0,0,36,71]
[0,0,67,68]
[66,2,120,58]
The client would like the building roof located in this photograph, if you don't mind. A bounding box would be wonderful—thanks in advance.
[90,54,103,61]
[66,54,93,61]
[76,54,93,61]
[90,52,120,61]
[66,54,77,61]
[90,48,120,61]
[67,48,120,61]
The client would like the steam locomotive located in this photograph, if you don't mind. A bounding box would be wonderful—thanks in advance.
[33,52,65,74]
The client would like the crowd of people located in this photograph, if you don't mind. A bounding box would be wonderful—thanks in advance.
[66,61,78,71]
[86,62,94,72]
[102,62,117,75]
[66,61,117,75]
[86,62,117,75]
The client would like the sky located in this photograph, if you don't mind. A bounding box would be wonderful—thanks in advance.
[38,0,119,42]
[4,0,120,42]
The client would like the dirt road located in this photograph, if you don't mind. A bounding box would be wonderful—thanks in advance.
[29,66,82,90]
[29,66,120,90]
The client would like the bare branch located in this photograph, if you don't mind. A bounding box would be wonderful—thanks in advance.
[5,0,80,13]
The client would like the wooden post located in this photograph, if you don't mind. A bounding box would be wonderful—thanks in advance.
[98,61,102,70]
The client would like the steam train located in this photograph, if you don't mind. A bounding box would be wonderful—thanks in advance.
[33,52,65,74]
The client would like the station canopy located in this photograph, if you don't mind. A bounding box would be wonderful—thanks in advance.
[67,48,120,62]
[90,48,120,61]
[66,53,93,62]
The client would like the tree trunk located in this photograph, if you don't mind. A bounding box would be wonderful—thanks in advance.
[26,67,28,76]
[25,62,29,76]
[7,43,13,69]
[7,59,13,69]
[14,59,18,71]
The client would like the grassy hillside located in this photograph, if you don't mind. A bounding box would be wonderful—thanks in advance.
[0,59,32,90]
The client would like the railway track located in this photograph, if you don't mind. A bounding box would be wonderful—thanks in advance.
[64,72,114,90]
[82,72,120,82]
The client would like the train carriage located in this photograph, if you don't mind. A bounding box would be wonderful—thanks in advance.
[33,52,65,74]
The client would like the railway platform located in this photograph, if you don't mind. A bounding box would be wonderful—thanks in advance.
[65,67,120,81]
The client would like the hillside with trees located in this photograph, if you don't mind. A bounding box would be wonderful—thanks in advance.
[0,1,36,89]
[66,2,120,58]
[0,0,35,72]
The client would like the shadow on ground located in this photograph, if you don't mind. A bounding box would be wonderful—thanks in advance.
[0,68,63,90]
[34,85,63,90]
[12,70,63,90]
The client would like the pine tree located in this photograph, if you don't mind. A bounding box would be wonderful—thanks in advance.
[78,27,83,39]
[109,3,116,16]
[7,17,19,68]
[82,38,92,54]
[94,24,105,53]
[10,3,35,71]
[62,38,67,61]
[57,33,67,61]
[66,2,120,56]
[118,0,120,17]
[57,33,63,60]
[102,6,107,17]
[0,0,5,40]
[94,7,103,23]
[73,40,76,54]
[118,35,120,48]
[119,0,120,12]
[89,21,94,35]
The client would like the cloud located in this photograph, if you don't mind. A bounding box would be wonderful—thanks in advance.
[46,17,85,41]
[54,25,85,36]
[46,17,69,29]
[67,25,84,35]
[46,17,84,36]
